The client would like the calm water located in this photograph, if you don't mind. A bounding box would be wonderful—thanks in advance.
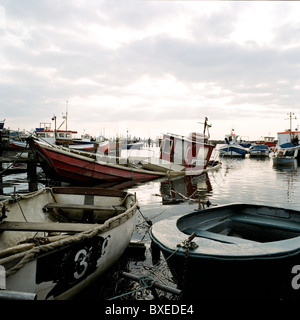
[2,145,300,300]
[107,146,300,300]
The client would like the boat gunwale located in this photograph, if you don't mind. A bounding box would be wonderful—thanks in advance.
[0,187,139,273]
[150,203,300,260]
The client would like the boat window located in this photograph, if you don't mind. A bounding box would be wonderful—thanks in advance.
[162,138,173,154]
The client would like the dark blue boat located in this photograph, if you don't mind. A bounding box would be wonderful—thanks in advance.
[150,203,300,299]
[249,144,270,157]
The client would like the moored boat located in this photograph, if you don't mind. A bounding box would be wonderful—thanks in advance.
[0,186,138,300]
[273,148,298,167]
[150,203,300,299]
[249,144,270,157]
[140,118,216,176]
[219,130,248,157]
[10,125,97,152]
[256,136,276,149]
[28,138,178,185]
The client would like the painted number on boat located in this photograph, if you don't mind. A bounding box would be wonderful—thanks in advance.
[36,235,111,299]
[0,265,5,289]
[291,265,300,290]
[74,249,88,279]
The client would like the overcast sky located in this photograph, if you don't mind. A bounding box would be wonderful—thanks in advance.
[1,1,300,140]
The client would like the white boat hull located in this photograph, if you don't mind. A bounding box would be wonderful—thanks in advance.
[0,187,138,300]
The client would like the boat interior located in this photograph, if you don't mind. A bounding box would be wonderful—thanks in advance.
[178,206,300,244]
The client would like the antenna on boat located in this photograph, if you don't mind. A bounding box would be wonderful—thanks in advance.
[63,100,68,130]
[198,117,211,138]
[285,112,297,131]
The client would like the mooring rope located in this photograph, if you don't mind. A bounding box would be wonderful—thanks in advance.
[108,247,181,300]
[0,197,138,277]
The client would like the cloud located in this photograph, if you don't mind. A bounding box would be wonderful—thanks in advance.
[1,1,300,139]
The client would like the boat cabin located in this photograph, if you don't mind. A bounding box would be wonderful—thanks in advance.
[35,123,77,146]
[277,130,300,148]
[160,132,214,168]
[256,136,276,148]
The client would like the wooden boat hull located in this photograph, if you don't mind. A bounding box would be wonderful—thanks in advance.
[150,203,300,299]
[0,187,138,300]
[28,138,167,185]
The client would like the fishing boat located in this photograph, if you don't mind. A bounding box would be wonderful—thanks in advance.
[150,203,300,299]
[28,138,177,185]
[123,141,144,150]
[276,112,300,159]
[140,118,216,176]
[0,186,138,300]
[10,125,97,152]
[273,148,298,167]
[249,144,270,157]
[256,136,276,149]
[219,130,248,157]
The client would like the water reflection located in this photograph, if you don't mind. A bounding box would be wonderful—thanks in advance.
[160,173,212,206]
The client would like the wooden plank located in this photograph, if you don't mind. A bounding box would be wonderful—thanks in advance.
[0,221,98,233]
[231,214,300,232]
[52,187,126,197]
[44,203,126,212]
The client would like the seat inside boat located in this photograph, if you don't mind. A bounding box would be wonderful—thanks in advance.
[181,212,300,243]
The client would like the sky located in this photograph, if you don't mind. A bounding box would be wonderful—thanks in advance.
[1,1,300,141]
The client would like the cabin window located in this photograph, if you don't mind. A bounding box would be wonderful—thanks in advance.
[162,138,173,154]
[46,133,54,138]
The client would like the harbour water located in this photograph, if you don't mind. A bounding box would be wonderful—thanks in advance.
[1,145,300,300]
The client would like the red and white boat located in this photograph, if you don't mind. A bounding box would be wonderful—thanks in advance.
[28,138,174,185]
[255,136,276,149]
[141,118,216,176]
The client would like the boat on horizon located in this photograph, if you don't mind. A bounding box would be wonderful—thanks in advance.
[0,186,138,300]
[219,130,248,157]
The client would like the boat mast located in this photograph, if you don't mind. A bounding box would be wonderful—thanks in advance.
[285,111,297,132]
[64,100,68,130]
[198,117,211,139]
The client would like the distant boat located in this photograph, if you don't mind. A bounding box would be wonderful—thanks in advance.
[256,136,276,149]
[150,203,300,299]
[10,125,97,152]
[0,119,5,131]
[0,186,138,300]
[276,112,300,159]
[273,148,298,166]
[219,130,248,157]
[249,144,270,157]
[122,141,144,150]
